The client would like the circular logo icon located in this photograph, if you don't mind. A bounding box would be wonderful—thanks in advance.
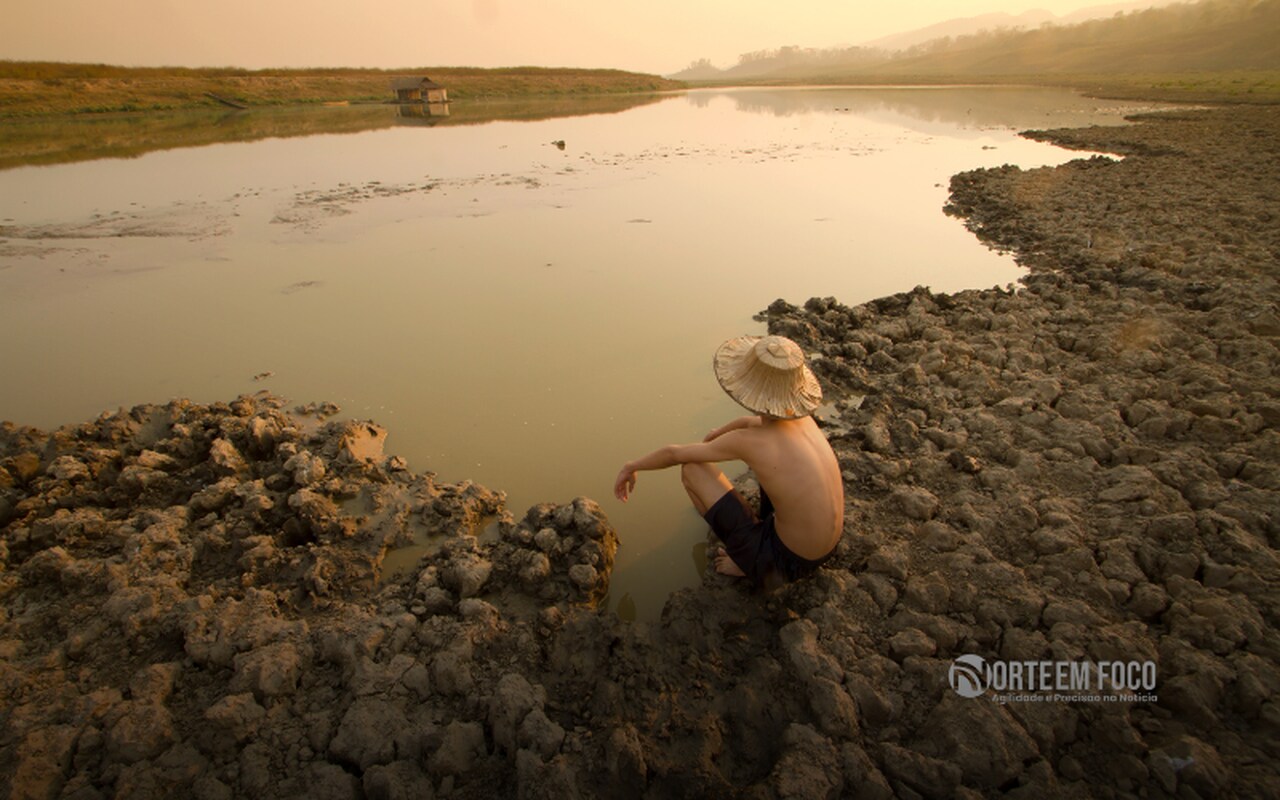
[949,655,989,699]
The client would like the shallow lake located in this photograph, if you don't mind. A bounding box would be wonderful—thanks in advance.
[0,86,1171,618]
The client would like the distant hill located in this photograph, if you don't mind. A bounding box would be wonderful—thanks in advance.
[860,1,1182,53]
[670,0,1280,82]
[669,46,889,82]
[877,0,1280,76]
[672,59,726,82]
[860,10,1057,54]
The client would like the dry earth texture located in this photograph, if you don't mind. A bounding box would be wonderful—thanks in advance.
[1,105,1278,798]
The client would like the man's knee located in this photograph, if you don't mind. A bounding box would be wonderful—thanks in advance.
[680,462,699,489]
[681,462,719,493]
[681,462,730,506]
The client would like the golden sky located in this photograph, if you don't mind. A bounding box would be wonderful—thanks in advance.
[3,0,1177,74]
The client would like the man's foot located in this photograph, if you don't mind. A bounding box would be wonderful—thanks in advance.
[711,546,746,578]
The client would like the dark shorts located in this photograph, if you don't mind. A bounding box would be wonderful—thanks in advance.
[703,487,832,591]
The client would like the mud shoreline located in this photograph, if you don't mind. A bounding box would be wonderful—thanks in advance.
[2,104,1278,798]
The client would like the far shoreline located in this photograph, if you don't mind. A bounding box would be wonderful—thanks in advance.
[678,71,1280,106]
[4,61,1279,121]
[0,61,686,119]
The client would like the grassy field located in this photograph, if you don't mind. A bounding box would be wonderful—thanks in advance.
[1052,70,1280,104]
[0,62,685,118]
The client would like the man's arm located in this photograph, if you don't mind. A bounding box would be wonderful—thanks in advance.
[703,415,763,442]
[613,434,746,502]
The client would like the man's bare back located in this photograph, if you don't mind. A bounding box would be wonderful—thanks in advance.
[721,415,844,559]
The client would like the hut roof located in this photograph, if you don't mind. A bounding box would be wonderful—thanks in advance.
[390,77,444,91]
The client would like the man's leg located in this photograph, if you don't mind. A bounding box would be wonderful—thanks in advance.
[681,464,748,578]
[710,546,747,577]
[680,462,732,516]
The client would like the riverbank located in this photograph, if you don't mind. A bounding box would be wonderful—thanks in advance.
[1,102,1277,799]
[680,71,1280,106]
[0,62,684,118]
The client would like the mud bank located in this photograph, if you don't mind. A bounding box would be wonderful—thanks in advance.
[2,105,1279,799]
[0,397,623,799]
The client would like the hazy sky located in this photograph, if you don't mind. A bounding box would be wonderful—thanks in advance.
[3,0,1172,75]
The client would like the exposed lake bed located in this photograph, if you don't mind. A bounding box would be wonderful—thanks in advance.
[2,93,1278,797]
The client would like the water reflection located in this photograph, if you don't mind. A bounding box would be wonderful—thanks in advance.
[694,85,1171,130]
[0,87,1153,172]
[0,93,669,170]
[397,103,450,123]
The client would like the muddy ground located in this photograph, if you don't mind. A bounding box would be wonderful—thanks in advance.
[1,104,1277,798]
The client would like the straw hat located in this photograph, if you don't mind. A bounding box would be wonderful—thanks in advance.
[713,335,822,419]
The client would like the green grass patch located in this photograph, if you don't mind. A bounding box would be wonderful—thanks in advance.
[0,61,685,119]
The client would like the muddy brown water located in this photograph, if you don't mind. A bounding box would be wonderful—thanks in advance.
[0,87,1178,618]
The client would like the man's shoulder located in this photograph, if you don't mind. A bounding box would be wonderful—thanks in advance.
[754,416,816,439]
[734,420,793,454]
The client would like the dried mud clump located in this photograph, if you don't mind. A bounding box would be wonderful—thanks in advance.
[2,104,1278,799]
[0,394,621,799]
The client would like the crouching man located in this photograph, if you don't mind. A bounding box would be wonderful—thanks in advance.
[614,335,843,590]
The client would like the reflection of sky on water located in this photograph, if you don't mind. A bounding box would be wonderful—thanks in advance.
[695,85,1171,131]
[0,87,1167,618]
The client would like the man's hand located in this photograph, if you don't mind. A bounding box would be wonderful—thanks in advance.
[614,464,638,501]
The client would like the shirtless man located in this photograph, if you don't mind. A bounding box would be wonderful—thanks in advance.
[614,335,844,590]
